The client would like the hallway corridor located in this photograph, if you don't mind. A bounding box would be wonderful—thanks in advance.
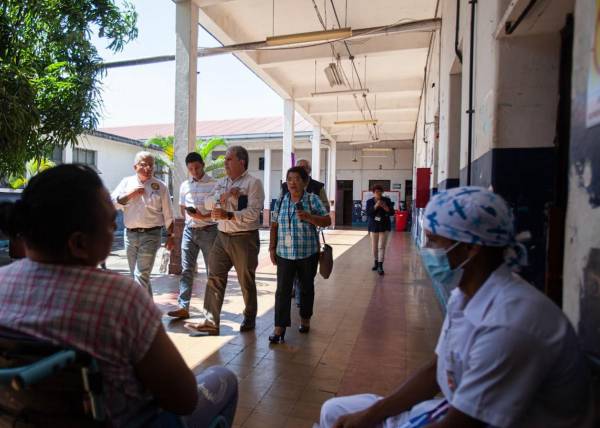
[130,230,443,427]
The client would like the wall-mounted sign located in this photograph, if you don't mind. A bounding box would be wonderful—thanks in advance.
[587,0,600,128]
[392,183,402,190]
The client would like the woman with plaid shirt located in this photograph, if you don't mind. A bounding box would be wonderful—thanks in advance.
[268,166,332,343]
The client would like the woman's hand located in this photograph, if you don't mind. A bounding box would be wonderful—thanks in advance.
[296,210,312,223]
[269,248,277,265]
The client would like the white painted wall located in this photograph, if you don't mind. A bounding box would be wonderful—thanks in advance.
[72,134,163,191]
[431,0,562,186]
[563,0,598,329]
[437,0,462,185]
[496,32,560,149]
[246,147,413,202]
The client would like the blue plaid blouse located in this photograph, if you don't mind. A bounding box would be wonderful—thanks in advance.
[272,192,328,260]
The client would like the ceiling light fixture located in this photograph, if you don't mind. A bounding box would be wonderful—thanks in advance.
[311,88,369,97]
[348,139,381,146]
[333,119,378,126]
[266,27,352,47]
[324,62,345,87]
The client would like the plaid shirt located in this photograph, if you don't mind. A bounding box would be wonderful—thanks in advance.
[272,192,327,259]
[0,259,162,426]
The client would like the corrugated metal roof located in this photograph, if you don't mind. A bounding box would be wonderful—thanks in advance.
[100,115,312,141]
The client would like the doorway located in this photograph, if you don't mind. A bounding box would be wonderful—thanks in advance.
[336,180,354,226]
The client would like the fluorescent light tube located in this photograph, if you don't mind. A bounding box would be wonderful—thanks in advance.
[348,140,381,145]
[311,88,369,97]
[266,28,352,46]
[333,119,378,126]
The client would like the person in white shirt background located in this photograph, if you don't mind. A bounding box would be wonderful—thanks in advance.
[111,151,174,296]
[319,186,593,428]
[167,152,218,320]
[187,146,265,336]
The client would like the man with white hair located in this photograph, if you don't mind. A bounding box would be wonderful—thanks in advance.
[111,151,174,296]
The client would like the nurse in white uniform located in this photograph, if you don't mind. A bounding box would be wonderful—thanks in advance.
[319,186,593,428]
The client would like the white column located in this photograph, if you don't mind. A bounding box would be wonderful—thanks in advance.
[311,126,321,181]
[282,99,295,180]
[173,0,198,208]
[263,148,272,209]
[328,141,337,226]
[262,147,272,226]
[64,146,73,163]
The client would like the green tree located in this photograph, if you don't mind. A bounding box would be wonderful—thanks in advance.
[145,136,228,179]
[8,158,56,189]
[0,0,137,176]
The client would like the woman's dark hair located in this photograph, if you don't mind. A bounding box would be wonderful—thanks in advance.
[0,164,104,254]
[372,184,384,192]
[185,152,204,164]
[286,166,309,183]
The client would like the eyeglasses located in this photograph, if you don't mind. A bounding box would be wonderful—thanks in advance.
[137,162,154,169]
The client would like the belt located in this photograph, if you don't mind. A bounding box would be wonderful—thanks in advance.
[189,224,217,230]
[127,226,162,233]
[219,230,257,237]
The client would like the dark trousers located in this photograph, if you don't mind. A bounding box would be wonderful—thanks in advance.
[275,253,319,327]
[203,230,259,326]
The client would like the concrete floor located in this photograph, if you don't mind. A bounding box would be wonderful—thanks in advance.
[105,229,443,428]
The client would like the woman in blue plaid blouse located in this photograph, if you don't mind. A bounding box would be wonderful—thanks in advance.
[268,166,332,343]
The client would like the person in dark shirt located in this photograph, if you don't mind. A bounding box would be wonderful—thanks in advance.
[365,185,394,275]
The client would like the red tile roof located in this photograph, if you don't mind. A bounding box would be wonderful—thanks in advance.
[100,115,312,141]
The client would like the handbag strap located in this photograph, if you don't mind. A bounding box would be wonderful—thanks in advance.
[306,194,326,245]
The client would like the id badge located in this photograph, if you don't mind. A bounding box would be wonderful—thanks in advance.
[374,216,382,222]
[284,235,292,247]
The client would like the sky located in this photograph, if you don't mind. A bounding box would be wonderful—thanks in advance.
[95,1,283,128]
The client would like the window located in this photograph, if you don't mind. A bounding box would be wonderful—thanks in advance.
[259,157,265,170]
[368,180,391,191]
[73,148,97,168]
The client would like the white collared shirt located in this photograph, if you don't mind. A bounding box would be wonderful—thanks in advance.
[179,174,217,228]
[204,170,265,233]
[435,264,592,427]
[111,175,174,230]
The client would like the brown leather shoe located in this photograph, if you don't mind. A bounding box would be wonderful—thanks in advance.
[166,308,190,319]
[184,321,220,336]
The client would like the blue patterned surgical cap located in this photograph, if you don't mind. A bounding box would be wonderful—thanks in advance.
[424,186,527,267]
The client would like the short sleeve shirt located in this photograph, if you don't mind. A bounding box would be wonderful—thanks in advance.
[179,175,217,228]
[0,259,163,427]
[272,192,328,260]
[434,264,592,427]
[111,175,174,229]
